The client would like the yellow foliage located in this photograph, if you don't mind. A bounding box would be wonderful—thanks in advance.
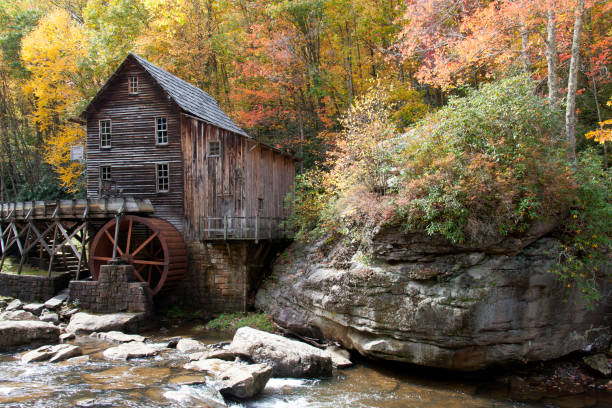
[585,97,612,144]
[20,9,88,190]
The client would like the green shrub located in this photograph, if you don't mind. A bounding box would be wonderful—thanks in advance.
[551,148,612,309]
[206,312,274,333]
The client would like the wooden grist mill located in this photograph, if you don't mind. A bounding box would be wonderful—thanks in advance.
[0,53,296,311]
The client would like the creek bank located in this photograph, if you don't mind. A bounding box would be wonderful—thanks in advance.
[256,228,612,371]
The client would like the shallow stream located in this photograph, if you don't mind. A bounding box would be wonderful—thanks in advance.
[0,323,610,408]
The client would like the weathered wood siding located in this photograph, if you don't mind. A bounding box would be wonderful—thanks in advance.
[181,114,295,241]
[85,60,184,232]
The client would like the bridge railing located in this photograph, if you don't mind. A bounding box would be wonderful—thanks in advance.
[200,216,291,242]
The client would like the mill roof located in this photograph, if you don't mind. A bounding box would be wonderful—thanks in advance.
[80,53,249,138]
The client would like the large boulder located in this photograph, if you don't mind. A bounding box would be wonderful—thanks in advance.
[22,303,45,315]
[0,320,59,349]
[66,312,145,334]
[44,289,69,310]
[228,327,332,377]
[184,358,272,399]
[256,236,612,371]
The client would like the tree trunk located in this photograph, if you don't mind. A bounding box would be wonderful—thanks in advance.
[520,23,530,73]
[565,0,585,161]
[545,7,560,108]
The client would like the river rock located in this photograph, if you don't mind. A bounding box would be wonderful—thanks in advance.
[185,358,272,399]
[0,320,59,349]
[256,236,612,371]
[228,327,332,377]
[66,312,145,334]
[103,342,159,360]
[583,354,611,376]
[91,331,146,343]
[5,299,22,311]
[325,345,352,368]
[0,310,38,321]
[21,344,82,363]
[164,385,227,408]
[23,303,45,315]
[39,311,59,324]
[176,338,206,353]
[44,289,69,310]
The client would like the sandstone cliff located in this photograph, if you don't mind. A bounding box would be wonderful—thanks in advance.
[256,226,612,371]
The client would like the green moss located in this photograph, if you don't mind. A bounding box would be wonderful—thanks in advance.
[0,257,60,277]
[206,312,274,333]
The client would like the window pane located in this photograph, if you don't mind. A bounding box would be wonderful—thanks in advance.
[209,141,220,157]
[100,166,111,180]
[156,117,167,144]
[129,76,138,94]
[100,120,111,148]
[157,163,169,192]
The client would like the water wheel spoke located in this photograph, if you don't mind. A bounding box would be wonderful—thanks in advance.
[93,256,113,261]
[132,259,165,266]
[125,218,133,255]
[131,231,159,257]
[133,267,145,283]
[103,228,124,256]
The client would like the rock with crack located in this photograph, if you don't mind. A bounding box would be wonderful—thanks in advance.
[22,304,45,316]
[0,320,59,350]
[325,345,352,368]
[0,310,38,321]
[229,327,332,377]
[103,342,159,360]
[91,331,146,343]
[44,289,69,310]
[66,312,145,334]
[184,358,272,399]
[21,344,82,363]
[5,299,23,312]
[39,311,59,324]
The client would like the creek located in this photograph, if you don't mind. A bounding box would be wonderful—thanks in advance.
[0,323,610,408]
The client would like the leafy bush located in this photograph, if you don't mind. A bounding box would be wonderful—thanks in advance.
[206,312,274,333]
[551,148,612,309]
[392,76,573,245]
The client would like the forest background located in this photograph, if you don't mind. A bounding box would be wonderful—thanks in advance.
[0,0,609,200]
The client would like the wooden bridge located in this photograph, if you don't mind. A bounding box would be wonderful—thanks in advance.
[0,198,153,279]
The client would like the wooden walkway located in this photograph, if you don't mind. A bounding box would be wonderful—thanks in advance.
[0,198,153,278]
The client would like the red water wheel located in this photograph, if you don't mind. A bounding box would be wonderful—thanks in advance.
[89,215,187,295]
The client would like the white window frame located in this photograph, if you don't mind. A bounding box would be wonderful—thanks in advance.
[208,140,220,158]
[129,75,138,95]
[156,162,169,193]
[100,166,111,181]
[99,119,111,149]
[155,117,168,145]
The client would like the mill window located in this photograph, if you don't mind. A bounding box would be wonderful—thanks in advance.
[129,75,138,94]
[258,198,264,212]
[208,141,220,157]
[99,119,111,148]
[100,166,111,181]
[157,163,169,193]
[156,117,168,145]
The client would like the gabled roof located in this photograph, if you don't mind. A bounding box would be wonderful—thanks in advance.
[80,53,249,137]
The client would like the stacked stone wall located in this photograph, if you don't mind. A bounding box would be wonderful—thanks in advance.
[178,241,248,314]
[0,272,70,302]
[69,264,152,314]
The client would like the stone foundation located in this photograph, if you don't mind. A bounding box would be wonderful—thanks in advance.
[69,264,152,314]
[0,272,71,302]
[170,241,282,315]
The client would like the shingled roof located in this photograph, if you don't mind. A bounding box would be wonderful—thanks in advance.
[81,53,249,137]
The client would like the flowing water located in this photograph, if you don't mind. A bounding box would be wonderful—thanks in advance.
[0,323,610,408]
